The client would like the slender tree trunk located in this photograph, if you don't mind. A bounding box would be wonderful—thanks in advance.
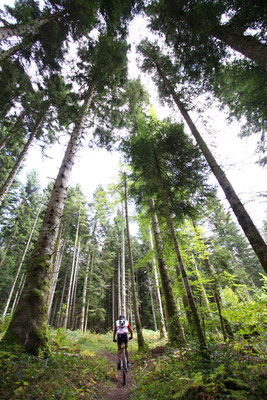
[64,211,81,328]
[121,203,126,317]
[118,253,121,316]
[80,217,97,330]
[0,13,61,41]
[153,151,208,355]
[112,274,115,328]
[149,228,167,338]
[203,258,228,342]
[213,26,267,70]
[148,274,158,331]
[124,175,146,351]
[80,249,92,331]
[57,263,69,328]
[0,108,48,207]
[3,82,96,354]
[10,272,25,315]
[2,203,42,318]
[149,198,185,346]
[48,234,65,322]
[84,252,95,331]
[71,242,80,330]
[152,61,267,273]
[0,111,26,152]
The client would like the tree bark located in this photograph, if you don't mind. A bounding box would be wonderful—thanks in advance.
[3,82,96,354]
[0,108,48,207]
[80,248,92,331]
[124,174,146,351]
[121,203,126,317]
[148,274,158,331]
[149,228,167,338]
[213,25,267,70]
[48,230,65,322]
[149,198,185,346]
[2,203,42,318]
[203,258,228,342]
[80,217,97,330]
[10,273,25,315]
[64,210,80,328]
[153,61,267,273]
[71,241,80,330]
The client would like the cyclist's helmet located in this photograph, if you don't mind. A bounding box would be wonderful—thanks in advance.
[119,315,125,320]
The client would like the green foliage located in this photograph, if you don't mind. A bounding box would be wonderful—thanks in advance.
[0,329,113,400]
[213,60,267,155]
[131,338,267,399]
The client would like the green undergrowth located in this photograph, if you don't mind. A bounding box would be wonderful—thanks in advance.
[0,328,117,400]
[131,336,267,400]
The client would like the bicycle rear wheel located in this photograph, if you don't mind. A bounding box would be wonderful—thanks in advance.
[122,349,127,386]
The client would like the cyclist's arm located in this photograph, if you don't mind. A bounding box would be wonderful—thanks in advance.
[113,323,117,341]
[128,323,133,339]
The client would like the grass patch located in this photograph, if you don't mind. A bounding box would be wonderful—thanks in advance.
[0,328,116,400]
[130,336,267,400]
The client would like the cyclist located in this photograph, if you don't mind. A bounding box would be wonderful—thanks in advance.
[113,315,133,369]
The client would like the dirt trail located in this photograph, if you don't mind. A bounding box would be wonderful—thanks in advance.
[99,351,135,400]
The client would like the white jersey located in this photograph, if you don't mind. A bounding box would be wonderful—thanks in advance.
[115,319,129,335]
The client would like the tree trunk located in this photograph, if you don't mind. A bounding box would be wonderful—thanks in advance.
[148,274,158,331]
[213,25,267,70]
[57,262,69,328]
[2,203,42,318]
[80,218,97,330]
[71,242,80,330]
[0,13,61,41]
[118,253,121,316]
[153,61,267,273]
[124,175,146,351]
[203,258,228,342]
[80,249,92,331]
[149,228,167,338]
[121,203,126,317]
[112,274,115,328]
[64,210,81,328]
[10,273,25,315]
[48,231,65,322]
[0,108,48,207]
[149,198,185,346]
[84,252,95,331]
[3,82,96,354]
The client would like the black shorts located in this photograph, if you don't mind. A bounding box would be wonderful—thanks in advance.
[117,333,128,346]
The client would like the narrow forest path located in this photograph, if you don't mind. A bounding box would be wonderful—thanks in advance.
[99,351,135,400]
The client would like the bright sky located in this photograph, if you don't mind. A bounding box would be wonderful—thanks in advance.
[2,2,266,234]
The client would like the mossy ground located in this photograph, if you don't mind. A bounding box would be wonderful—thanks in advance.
[0,326,266,399]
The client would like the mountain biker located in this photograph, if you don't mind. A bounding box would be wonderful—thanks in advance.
[113,315,133,369]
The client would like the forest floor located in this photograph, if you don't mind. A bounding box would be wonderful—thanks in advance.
[0,327,266,399]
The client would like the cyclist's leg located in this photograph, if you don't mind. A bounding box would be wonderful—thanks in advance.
[125,334,130,363]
